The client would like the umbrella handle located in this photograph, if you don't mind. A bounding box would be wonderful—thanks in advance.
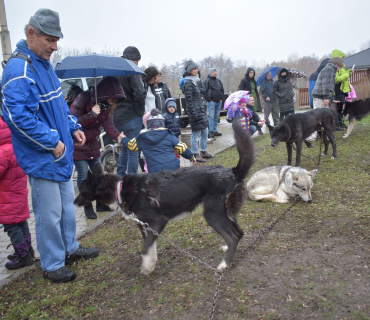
[94,69,98,105]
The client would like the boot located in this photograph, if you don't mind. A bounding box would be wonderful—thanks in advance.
[96,201,112,212]
[194,153,206,162]
[84,203,97,219]
[200,151,215,159]
[213,131,222,136]
[8,233,34,261]
[5,241,33,270]
[208,131,214,139]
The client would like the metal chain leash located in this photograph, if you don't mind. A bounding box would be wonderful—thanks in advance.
[208,198,299,320]
[121,199,299,320]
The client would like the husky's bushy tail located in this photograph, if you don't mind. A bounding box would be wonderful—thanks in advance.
[232,119,254,183]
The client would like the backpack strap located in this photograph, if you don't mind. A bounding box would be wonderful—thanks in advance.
[4,52,35,74]
[1,52,36,121]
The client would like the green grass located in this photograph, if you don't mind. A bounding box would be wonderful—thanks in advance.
[1,116,370,319]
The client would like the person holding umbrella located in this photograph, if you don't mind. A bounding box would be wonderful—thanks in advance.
[70,76,126,219]
[1,8,98,283]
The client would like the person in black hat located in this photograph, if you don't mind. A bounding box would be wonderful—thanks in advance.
[1,8,99,283]
[114,46,146,177]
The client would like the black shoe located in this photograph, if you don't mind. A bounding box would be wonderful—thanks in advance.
[43,266,76,283]
[341,123,348,129]
[65,246,99,265]
[208,131,214,138]
[213,132,222,136]
[84,204,97,219]
[96,201,112,212]
[5,252,33,270]
[335,126,344,131]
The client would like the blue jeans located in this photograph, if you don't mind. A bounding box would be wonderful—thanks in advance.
[74,158,101,190]
[115,117,143,177]
[207,101,222,132]
[191,128,208,154]
[29,177,79,272]
[249,125,257,136]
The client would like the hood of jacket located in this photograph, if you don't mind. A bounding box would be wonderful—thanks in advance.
[245,67,256,81]
[91,76,126,104]
[317,58,330,73]
[277,67,290,81]
[138,128,169,145]
[0,118,12,146]
[331,49,345,58]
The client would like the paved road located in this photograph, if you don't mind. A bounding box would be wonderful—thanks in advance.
[0,116,268,287]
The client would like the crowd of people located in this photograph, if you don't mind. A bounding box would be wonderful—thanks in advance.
[0,8,354,283]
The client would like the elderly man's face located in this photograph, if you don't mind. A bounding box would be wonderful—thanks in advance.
[266,72,271,80]
[248,97,255,106]
[210,70,217,77]
[27,28,59,61]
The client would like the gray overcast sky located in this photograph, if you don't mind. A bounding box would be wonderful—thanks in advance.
[1,0,370,72]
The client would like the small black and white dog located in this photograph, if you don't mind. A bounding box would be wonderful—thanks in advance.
[267,108,337,167]
[74,120,254,275]
[342,98,370,138]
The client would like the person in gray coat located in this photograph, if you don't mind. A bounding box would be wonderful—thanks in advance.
[312,57,343,108]
[260,71,279,126]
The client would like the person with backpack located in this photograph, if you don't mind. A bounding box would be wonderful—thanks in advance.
[1,8,99,283]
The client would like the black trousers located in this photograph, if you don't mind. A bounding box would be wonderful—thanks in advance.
[3,221,30,245]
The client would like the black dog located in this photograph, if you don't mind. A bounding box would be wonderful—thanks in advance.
[342,98,370,138]
[268,108,337,167]
[74,120,254,275]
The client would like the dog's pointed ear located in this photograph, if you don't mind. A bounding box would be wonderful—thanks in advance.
[307,169,318,177]
[93,162,104,175]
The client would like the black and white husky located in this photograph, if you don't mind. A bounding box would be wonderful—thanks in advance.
[74,120,254,275]
[342,98,370,138]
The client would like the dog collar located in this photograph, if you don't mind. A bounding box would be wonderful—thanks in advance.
[115,181,123,206]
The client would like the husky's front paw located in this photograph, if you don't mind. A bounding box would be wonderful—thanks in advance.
[330,156,336,160]
[342,134,348,139]
[217,259,228,271]
[221,245,228,252]
[140,264,155,275]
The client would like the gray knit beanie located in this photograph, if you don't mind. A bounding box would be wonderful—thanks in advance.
[209,68,217,75]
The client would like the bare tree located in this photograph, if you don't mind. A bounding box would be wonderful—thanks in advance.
[359,40,370,51]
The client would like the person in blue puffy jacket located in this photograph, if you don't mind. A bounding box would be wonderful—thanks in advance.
[1,8,99,283]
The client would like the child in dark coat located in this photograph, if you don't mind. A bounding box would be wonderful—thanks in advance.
[0,118,34,270]
[121,108,196,173]
[162,98,181,138]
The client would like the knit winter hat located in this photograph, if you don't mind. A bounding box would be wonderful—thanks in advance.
[238,98,247,105]
[146,108,165,129]
[185,60,198,73]
[165,98,177,111]
[121,46,141,61]
[209,68,217,75]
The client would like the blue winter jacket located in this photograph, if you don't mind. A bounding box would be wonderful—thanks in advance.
[121,128,193,173]
[1,40,81,182]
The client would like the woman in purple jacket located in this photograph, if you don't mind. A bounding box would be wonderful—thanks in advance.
[71,76,126,219]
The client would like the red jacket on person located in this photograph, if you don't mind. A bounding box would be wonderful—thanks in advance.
[0,118,29,225]
[70,76,126,161]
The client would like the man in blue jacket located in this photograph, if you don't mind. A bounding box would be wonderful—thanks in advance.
[1,9,99,283]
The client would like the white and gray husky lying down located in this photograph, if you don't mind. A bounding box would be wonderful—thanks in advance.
[246,166,317,203]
